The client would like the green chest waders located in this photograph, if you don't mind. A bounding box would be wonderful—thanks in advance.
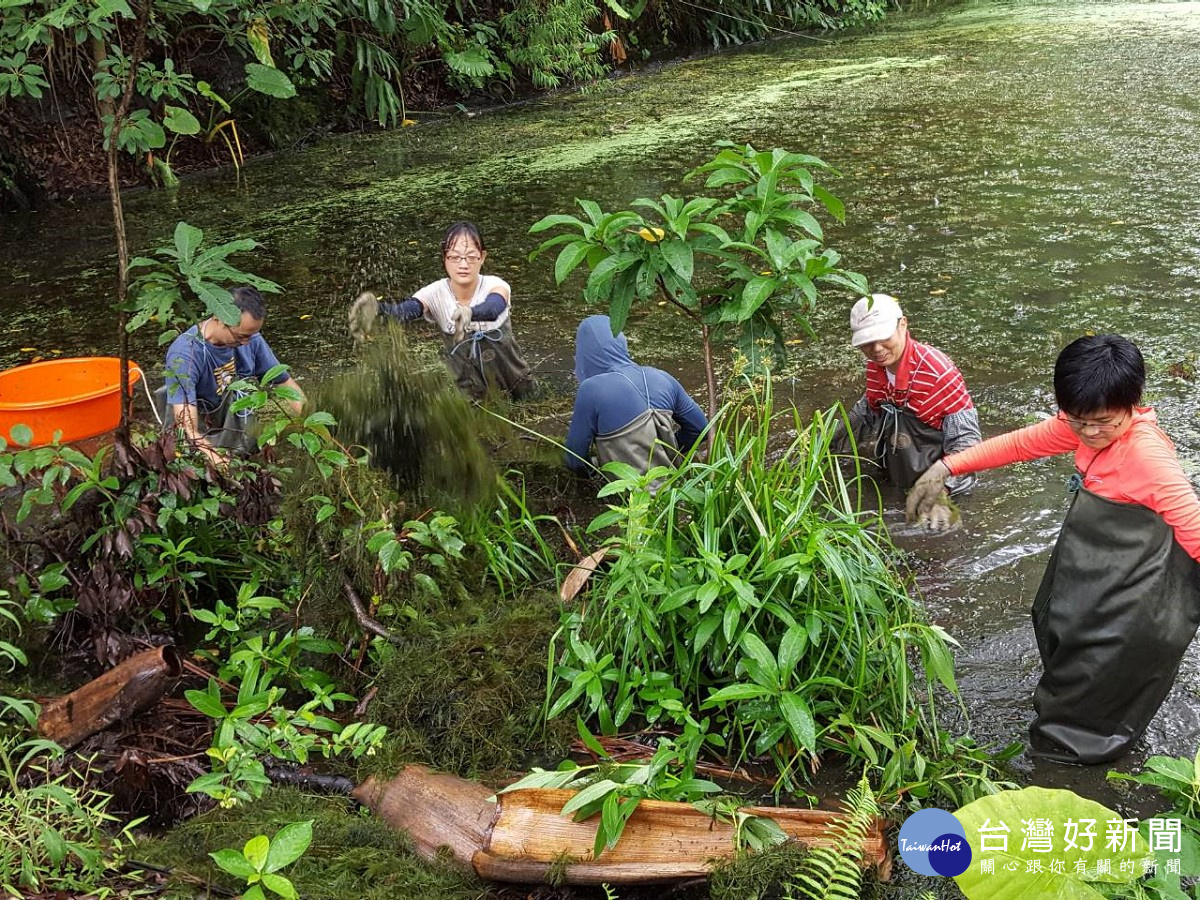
[875,402,946,490]
[443,322,537,400]
[1030,486,1200,763]
[153,384,258,456]
[592,368,681,477]
[593,407,680,474]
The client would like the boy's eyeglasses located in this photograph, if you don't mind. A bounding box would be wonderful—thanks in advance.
[445,254,483,265]
[1058,410,1129,434]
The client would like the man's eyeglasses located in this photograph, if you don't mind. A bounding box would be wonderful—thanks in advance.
[1058,410,1129,434]
[445,253,483,265]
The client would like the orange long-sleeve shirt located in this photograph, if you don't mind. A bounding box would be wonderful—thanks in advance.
[943,407,1200,563]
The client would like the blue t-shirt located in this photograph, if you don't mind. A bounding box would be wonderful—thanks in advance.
[164,325,286,411]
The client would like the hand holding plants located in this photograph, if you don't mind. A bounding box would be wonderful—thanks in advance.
[906,460,951,528]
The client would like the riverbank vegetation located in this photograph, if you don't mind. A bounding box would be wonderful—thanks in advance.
[0,0,893,207]
[1,136,1186,899]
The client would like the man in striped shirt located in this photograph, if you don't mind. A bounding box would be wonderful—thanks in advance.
[839,293,981,505]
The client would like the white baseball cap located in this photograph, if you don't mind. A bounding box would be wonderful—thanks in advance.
[850,294,904,347]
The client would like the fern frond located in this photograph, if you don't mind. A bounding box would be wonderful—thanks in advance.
[786,775,878,900]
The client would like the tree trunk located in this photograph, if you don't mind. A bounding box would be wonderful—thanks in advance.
[701,323,717,427]
[98,4,150,438]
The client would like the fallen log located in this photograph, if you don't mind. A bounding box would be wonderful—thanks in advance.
[38,645,182,749]
[353,767,495,865]
[353,765,891,886]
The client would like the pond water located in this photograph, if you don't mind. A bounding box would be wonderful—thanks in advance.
[5,0,1200,826]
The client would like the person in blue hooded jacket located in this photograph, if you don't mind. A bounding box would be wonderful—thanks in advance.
[565,315,707,476]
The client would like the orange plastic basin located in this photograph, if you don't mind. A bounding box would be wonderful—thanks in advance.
[0,357,143,447]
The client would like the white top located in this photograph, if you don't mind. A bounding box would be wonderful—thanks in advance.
[414,275,511,335]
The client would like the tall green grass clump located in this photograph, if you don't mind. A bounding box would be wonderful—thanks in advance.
[547,377,999,803]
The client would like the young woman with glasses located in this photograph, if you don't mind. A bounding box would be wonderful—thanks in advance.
[908,334,1200,765]
[348,221,538,400]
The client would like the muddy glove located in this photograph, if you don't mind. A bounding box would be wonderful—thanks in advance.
[348,291,380,343]
[449,304,473,343]
[924,496,956,531]
[906,459,951,525]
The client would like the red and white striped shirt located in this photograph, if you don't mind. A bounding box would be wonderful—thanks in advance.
[864,335,974,429]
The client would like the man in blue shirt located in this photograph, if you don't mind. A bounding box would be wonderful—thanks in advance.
[163,286,303,462]
[565,315,707,477]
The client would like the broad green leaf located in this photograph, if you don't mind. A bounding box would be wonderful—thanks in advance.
[704,683,771,704]
[245,63,295,99]
[954,787,1152,900]
[561,779,619,818]
[247,18,274,67]
[443,47,494,79]
[197,80,230,112]
[185,684,226,718]
[243,834,270,870]
[607,279,635,336]
[163,105,201,135]
[529,213,587,235]
[261,873,297,899]
[740,632,779,687]
[123,111,165,150]
[659,239,694,283]
[812,184,844,222]
[919,629,959,695]
[92,0,133,18]
[586,252,640,295]
[497,768,582,793]
[42,826,67,864]
[264,820,313,873]
[174,222,203,265]
[778,692,816,752]
[777,624,807,674]
[696,581,720,613]
[576,716,607,758]
[210,849,256,879]
[736,275,775,321]
[8,424,32,446]
[554,241,592,285]
[774,207,823,239]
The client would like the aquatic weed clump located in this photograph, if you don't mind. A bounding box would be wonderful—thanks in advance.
[137,787,486,900]
[707,842,811,900]
[316,326,497,510]
[367,592,571,777]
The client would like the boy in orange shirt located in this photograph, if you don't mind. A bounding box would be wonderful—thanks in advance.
[908,334,1200,763]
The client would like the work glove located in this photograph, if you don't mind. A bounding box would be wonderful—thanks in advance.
[924,498,955,531]
[449,304,473,343]
[349,291,380,343]
[906,459,952,528]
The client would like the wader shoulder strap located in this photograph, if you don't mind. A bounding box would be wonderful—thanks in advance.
[614,368,652,410]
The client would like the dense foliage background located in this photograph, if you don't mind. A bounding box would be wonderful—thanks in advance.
[0,0,892,206]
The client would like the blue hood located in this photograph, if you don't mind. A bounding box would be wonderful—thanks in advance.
[574,314,635,381]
